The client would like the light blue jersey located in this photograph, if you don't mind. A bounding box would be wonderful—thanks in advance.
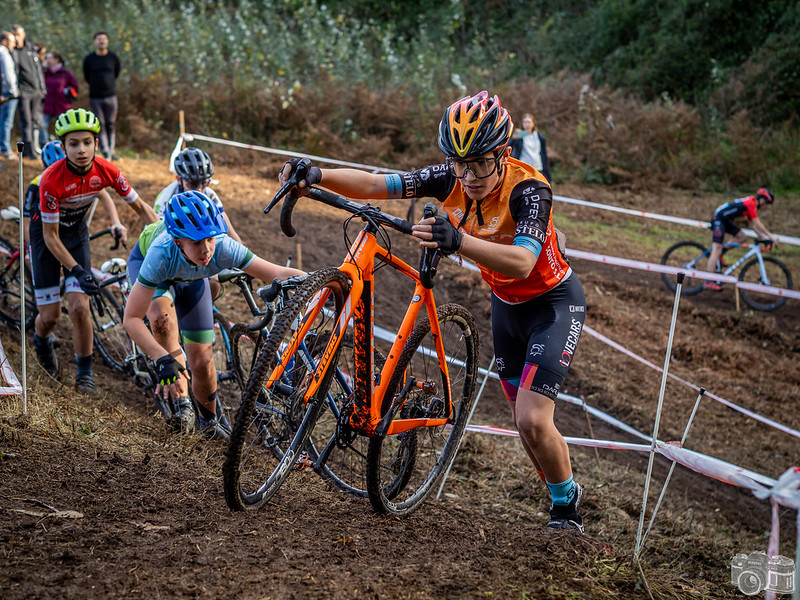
[135,224,254,289]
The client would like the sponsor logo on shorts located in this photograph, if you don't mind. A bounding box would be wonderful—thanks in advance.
[529,343,545,358]
[495,357,505,373]
[569,305,585,313]
[560,317,583,367]
[535,382,561,397]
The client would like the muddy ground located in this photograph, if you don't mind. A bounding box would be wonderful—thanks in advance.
[1,155,798,599]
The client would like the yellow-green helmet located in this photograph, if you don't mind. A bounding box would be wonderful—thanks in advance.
[54,108,101,137]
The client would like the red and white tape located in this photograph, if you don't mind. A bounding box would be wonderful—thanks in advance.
[0,338,22,396]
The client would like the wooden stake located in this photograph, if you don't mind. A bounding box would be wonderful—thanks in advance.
[295,243,303,271]
[179,110,185,141]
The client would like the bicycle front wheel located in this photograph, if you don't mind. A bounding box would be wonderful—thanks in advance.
[738,257,792,311]
[660,241,707,295]
[91,286,131,373]
[223,268,350,511]
[365,303,479,516]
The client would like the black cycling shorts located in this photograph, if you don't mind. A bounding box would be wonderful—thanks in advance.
[710,216,741,244]
[29,219,91,306]
[491,273,585,401]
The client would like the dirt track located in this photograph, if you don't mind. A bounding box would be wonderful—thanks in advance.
[1,156,798,599]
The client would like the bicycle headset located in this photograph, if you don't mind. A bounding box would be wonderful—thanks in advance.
[756,188,774,205]
[54,108,101,137]
[41,140,66,168]
[164,190,228,240]
[438,90,514,158]
[174,147,214,182]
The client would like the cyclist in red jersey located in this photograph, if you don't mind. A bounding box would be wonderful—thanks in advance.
[704,188,778,291]
[30,108,157,393]
[279,91,586,532]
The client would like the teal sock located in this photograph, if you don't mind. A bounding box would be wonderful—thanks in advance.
[547,475,575,506]
[75,354,93,378]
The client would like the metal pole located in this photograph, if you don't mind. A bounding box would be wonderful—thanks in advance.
[436,354,496,500]
[16,141,27,414]
[634,272,685,560]
[639,387,706,552]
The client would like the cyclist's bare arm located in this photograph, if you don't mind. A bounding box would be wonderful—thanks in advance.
[42,222,80,270]
[413,218,537,280]
[279,165,389,199]
[129,197,159,226]
[97,189,128,244]
[749,216,779,244]
[123,281,189,397]
[243,256,304,282]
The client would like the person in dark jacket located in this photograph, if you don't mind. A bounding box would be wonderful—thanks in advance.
[41,51,79,145]
[82,31,121,160]
[11,25,46,158]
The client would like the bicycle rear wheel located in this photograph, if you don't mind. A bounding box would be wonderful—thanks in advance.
[0,235,35,330]
[738,257,792,311]
[660,241,707,295]
[91,286,131,373]
[223,268,350,511]
[365,303,479,516]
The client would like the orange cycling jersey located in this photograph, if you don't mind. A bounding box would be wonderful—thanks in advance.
[392,157,570,303]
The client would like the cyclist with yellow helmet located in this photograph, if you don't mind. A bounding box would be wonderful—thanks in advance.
[30,108,157,393]
[280,91,586,532]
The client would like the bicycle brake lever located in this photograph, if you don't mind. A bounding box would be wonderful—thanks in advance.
[419,202,441,289]
[264,157,311,215]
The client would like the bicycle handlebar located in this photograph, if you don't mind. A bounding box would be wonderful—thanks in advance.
[265,179,414,239]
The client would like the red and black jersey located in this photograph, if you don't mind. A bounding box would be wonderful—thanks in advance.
[37,156,138,229]
[713,196,759,223]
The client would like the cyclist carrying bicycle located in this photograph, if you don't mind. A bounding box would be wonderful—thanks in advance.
[704,188,779,291]
[30,108,158,393]
[154,146,242,300]
[123,190,303,439]
[280,90,586,532]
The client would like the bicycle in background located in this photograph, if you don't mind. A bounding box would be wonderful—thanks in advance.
[660,238,792,311]
[224,163,479,516]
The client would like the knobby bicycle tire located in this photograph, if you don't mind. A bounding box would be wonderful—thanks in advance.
[0,235,35,330]
[91,286,131,373]
[660,241,707,295]
[738,257,792,311]
[223,267,350,511]
[230,323,265,390]
[365,303,479,516]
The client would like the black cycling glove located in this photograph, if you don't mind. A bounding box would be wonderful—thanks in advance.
[156,355,186,387]
[430,216,463,255]
[284,157,322,188]
[69,264,100,296]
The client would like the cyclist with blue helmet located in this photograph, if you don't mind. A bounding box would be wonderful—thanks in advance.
[123,190,303,438]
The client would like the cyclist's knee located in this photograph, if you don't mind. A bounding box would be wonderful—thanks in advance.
[150,311,175,339]
[67,295,91,320]
[36,304,60,330]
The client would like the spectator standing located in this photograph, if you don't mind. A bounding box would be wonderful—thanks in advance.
[83,32,120,160]
[0,31,19,159]
[510,112,551,184]
[11,25,46,158]
[41,51,79,144]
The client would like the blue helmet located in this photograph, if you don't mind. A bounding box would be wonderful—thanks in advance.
[42,140,66,168]
[164,190,228,240]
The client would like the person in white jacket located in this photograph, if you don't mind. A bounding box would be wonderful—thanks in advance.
[0,31,19,159]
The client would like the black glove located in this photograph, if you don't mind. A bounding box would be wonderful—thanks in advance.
[284,157,322,188]
[156,355,186,387]
[69,264,100,296]
[430,216,463,255]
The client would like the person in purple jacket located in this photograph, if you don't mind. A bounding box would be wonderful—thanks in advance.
[40,51,79,145]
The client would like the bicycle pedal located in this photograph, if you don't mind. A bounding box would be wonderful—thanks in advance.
[293,451,314,471]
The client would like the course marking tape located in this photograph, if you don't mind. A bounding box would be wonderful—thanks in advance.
[0,338,22,396]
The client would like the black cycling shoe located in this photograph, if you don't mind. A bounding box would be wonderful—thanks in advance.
[75,374,97,396]
[33,333,60,379]
[547,483,584,533]
[198,413,232,441]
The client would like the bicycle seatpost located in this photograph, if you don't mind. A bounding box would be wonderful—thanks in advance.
[419,202,441,289]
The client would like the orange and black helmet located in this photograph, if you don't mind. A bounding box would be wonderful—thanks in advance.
[756,187,774,204]
[438,91,514,158]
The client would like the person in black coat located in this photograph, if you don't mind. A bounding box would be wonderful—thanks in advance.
[510,112,551,184]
